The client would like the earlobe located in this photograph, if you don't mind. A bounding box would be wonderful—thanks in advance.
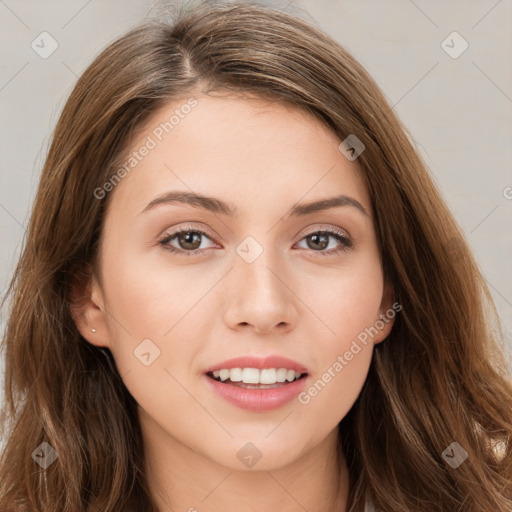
[69,267,110,348]
[374,280,396,345]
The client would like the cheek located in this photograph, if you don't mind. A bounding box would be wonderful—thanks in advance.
[297,344,372,431]
[98,250,205,376]
[100,263,203,425]
[306,254,384,342]
[102,248,219,331]
[294,257,382,414]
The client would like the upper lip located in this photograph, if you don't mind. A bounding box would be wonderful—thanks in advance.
[204,355,309,374]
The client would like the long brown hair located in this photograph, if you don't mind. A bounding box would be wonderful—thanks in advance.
[1,1,511,510]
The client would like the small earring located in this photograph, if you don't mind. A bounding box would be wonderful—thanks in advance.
[91,328,97,333]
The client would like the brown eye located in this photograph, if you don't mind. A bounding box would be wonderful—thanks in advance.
[176,231,203,250]
[159,228,216,256]
[305,233,330,250]
[296,229,353,257]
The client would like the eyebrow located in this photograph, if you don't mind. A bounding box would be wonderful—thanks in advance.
[140,191,369,217]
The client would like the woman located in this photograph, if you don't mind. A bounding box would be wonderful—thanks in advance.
[1,1,511,511]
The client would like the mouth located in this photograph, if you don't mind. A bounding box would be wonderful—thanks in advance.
[206,368,308,389]
[203,355,310,411]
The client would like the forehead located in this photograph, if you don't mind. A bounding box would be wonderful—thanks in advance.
[106,92,371,220]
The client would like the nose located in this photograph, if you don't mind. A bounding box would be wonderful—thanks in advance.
[223,248,298,335]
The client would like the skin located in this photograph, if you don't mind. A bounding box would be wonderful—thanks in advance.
[73,91,395,512]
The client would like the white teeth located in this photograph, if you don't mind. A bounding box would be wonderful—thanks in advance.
[276,368,287,382]
[242,368,260,384]
[210,367,304,384]
[229,367,243,382]
[260,368,277,384]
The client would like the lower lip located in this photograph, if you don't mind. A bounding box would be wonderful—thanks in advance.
[204,375,308,412]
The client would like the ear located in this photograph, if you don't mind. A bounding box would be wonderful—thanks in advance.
[69,264,110,348]
[372,279,398,345]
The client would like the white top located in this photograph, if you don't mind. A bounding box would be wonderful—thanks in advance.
[364,498,375,512]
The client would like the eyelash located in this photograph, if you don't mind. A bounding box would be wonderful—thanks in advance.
[158,225,353,258]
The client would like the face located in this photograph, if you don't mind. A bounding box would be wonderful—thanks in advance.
[75,91,395,472]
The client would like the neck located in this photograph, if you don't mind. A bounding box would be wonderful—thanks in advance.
[140,410,349,512]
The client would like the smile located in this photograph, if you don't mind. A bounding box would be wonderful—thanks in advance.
[208,367,305,386]
[203,355,310,412]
